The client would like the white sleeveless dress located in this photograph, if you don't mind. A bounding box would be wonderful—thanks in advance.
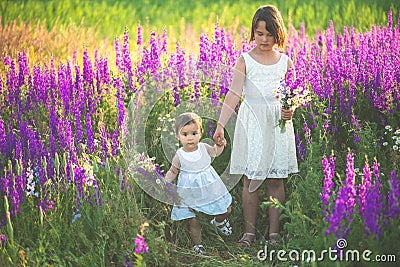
[230,52,298,191]
[171,142,232,220]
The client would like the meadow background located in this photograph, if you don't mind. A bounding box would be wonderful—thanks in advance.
[0,0,399,266]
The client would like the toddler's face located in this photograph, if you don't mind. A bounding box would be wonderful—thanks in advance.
[177,123,202,152]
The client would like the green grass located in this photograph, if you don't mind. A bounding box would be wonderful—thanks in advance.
[2,0,398,42]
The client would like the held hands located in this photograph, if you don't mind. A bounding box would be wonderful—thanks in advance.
[213,124,225,146]
[281,107,294,121]
[215,137,227,147]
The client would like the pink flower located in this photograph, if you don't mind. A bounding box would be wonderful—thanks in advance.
[135,234,148,254]
[0,235,6,247]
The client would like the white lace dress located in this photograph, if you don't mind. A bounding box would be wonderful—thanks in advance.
[171,142,232,221]
[230,52,298,191]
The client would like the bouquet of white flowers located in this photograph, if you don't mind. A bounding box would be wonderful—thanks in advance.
[274,81,311,133]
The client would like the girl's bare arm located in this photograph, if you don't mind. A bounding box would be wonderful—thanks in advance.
[217,56,246,127]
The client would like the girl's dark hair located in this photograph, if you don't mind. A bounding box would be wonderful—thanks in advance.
[174,112,203,135]
[249,5,288,48]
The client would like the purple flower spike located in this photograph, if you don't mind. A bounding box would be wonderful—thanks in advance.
[321,153,335,217]
[388,170,400,220]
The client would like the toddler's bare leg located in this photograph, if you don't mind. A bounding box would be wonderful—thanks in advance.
[266,178,285,234]
[189,217,202,245]
[215,205,232,223]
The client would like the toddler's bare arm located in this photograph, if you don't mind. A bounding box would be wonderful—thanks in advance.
[165,154,180,182]
[205,139,226,157]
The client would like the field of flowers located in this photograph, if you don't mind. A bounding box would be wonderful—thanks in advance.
[1,1,400,266]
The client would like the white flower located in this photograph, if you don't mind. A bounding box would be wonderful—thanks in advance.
[383,142,388,146]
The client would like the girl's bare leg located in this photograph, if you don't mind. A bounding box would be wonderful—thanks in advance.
[265,178,285,235]
[189,217,202,245]
[242,176,259,234]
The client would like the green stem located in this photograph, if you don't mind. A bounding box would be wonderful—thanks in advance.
[4,195,18,265]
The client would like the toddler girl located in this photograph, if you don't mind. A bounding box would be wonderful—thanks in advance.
[165,112,232,254]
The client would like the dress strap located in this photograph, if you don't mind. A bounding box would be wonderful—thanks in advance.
[242,53,255,74]
[280,54,289,70]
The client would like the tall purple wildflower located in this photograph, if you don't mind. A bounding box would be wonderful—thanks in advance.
[48,60,58,108]
[150,32,162,74]
[295,133,307,162]
[65,120,76,162]
[137,25,143,47]
[95,57,111,93]
[0,75,3,99]
[302,122,312,145]
[325,185,347,237]
[168,42,187,106]
[122,30,134,91]
[321,153,335,217]
[325,152,355,238]
[160,29,168,54]
[111,129,119,157]
[351,114,361,143]
[4,57,18,115]
[364,160,383,238]
[199,32,211,63]
[0,118,6,154]
[83,50,94,87]
[83,51,96,114]
[211,23,222,68]
[57,119,66,153]
[33,66,45,100]
[17,51,29,88]
[99,123,109,163]
[388,170,400,220]
[58,64,72,116]
[364,183,382,239]
[112,77,126,130]
[308,44,324,97]
[358,160,372,218]
[75,111,83,146]
[73,167,86,206]
[74,65,85,116]
[344,152,356,210]
[114,38,124,72]
[85,113,95,153]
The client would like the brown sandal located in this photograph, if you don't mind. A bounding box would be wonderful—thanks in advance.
[236,233,256,247]
[267,233,282,246]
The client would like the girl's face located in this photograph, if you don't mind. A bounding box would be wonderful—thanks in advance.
[177,123,202,152]
[254,20,276,51]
